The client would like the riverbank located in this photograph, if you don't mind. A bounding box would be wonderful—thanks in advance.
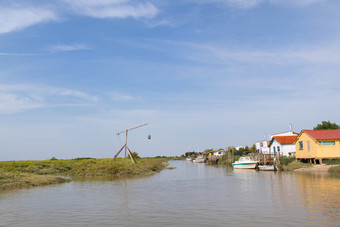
[293,164,340,172]
[0,158,169,192]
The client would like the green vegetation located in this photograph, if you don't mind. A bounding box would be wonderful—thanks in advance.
[323,159,340,165]
[281,160,311,171]
[280,156,296,165]
[329,165,340,173]
[237,145,254,154]
[0,172,70,191]
[0,157,168,192]
[313,121,340,130]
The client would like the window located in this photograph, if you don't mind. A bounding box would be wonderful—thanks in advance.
[299,141,303,150]
[273,147,276,153]
[277,146,280,152]
[307,141,310,151]
[319,141,335,146]
[260,142,263,147]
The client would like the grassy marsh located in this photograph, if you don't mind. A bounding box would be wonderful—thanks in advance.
[0,158,168,192]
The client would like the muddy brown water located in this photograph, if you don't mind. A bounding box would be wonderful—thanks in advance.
[0,161,339,226]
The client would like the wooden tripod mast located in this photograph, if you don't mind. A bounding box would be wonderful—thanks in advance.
[111,123,148,163]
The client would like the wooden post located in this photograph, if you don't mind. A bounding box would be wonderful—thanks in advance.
[110,145,126,163]
[126,146,136,164]
[112,123,148,164]
[125,130,128,162]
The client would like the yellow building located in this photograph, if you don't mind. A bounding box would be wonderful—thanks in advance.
[294,129,340,164]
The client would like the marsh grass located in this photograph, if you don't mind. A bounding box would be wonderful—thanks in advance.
[281,160,311,171]
[329,165,340,173]
[0,158,168,191]
[0,172,69,191]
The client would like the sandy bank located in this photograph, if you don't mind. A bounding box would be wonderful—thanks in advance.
[293,164,340,172]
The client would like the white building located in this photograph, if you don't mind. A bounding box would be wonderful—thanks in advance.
[269,135,298,157]
[255,140,270,154]
[255,130,299,154]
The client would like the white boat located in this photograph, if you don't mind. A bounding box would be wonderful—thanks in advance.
[258,165,275,171]
[193,156,205,163]
[186,157,192,161]
[232,157,258,169]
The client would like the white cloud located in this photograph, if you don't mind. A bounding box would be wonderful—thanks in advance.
[156,40,340,65]
[0,7,57,34]
[269,0,326,6]
[49,43,91,52]
[0,52,41,56]
[198,0,326,8]
[63,0,159,19]
[0,84,98,114]
[223,0,265,9]
[0,93,43,114]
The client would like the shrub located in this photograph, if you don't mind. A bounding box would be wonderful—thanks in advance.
[280,156,296,165]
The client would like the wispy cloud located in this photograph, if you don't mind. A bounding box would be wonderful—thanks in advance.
[144,39,340,65]
[0,84,98,114]
[110,92,140,101]
[0,93,43,114]
[0,52,42,56]
[192,43,340,65]
[198,0,326,9]
[49,43,92,52]
[0,7,57,34]
[63,0,159,19]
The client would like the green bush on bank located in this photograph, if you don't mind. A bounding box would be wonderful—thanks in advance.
[280,156,296,165]
[281,160,311,171]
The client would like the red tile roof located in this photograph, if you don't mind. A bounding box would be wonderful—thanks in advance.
[273,135,298,144]
[303,129,340,140]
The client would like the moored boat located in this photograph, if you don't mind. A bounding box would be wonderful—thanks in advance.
[258,165,275,171]
[232,157,258,169]
[193,156,205,163]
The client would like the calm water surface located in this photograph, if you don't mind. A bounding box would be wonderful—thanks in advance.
[1,161,339,226]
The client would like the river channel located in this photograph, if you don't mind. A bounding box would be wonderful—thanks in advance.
[1,161,339,226]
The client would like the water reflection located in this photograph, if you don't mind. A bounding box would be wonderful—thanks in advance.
[296,172,340,223]
[0,161,339,226]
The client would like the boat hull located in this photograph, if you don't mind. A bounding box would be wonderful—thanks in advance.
[258,165,275,171]
[232,163,257,169]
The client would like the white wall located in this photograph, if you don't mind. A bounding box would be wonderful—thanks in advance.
[256,140,270,154]
[270,139,296,156]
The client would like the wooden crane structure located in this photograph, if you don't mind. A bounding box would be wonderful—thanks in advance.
[111,123,149,164]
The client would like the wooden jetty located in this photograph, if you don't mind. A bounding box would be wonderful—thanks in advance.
[248,153,282,170]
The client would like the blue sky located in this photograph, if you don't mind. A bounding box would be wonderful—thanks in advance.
[1,0,340,160]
